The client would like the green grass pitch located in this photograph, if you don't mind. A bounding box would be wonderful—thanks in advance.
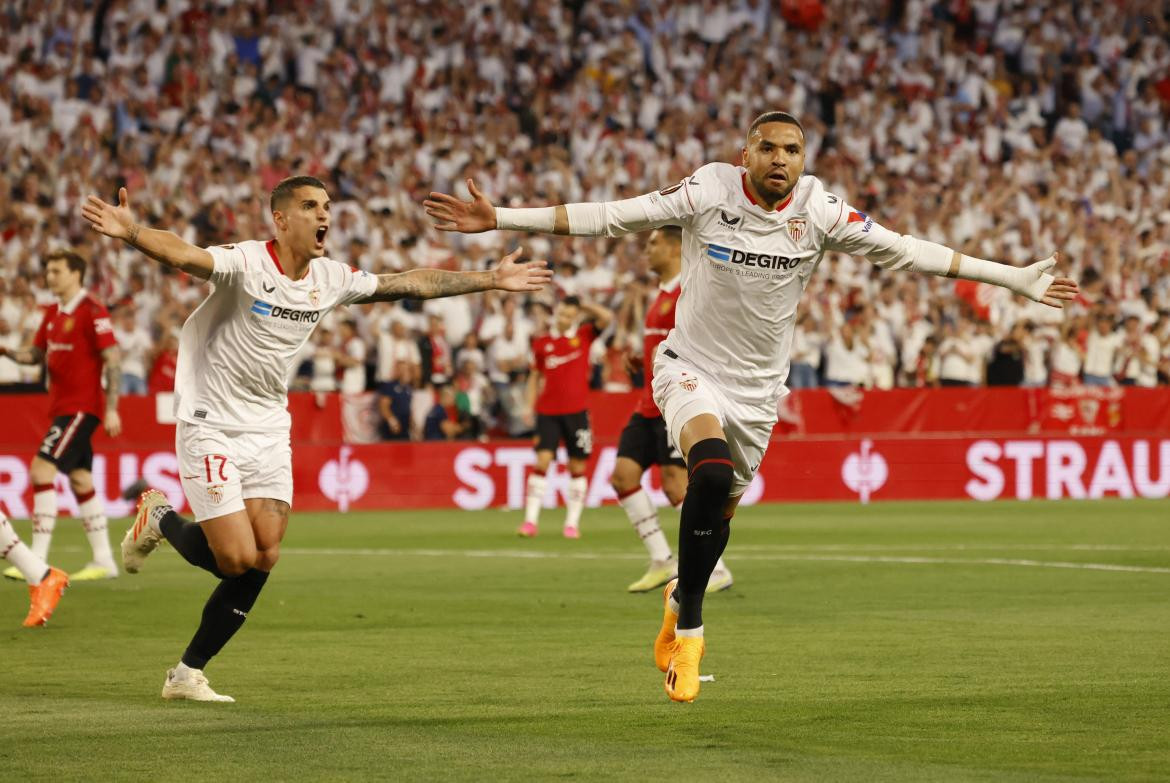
[3,499,1168,781]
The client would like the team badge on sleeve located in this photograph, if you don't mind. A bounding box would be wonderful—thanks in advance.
[785,218,807,242]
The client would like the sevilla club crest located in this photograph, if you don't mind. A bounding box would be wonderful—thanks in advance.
[785,218,807,242]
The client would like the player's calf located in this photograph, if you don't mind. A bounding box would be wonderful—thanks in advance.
[675,438,733,631]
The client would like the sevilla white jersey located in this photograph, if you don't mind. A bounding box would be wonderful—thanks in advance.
[174,239,377,432]
[589,162,928,398]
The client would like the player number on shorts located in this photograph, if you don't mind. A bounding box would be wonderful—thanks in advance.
[575,428,592,454]
[40,425,63,454]
[204,454,229,482]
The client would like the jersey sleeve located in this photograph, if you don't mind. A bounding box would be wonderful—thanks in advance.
[90,302,117,351]
[566,165,711,237]
[333,264,379,305]
[205,244,249,286]
[819,192,925,272]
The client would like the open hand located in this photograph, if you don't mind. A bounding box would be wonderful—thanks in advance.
[424,179,497,233]
[493,247,553,292]
[1019,253,1079,308]
[82,187,136,241]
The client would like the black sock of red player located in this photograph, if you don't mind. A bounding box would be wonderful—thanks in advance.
[159,510,225,578]
[181,568,269,669]
[675,438,733,630]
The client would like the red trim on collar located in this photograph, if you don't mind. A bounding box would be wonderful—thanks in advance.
[741,173,794,212]
[266,239,310,280]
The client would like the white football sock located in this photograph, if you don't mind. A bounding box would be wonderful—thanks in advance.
[668,589,680,615]
[676,625,704,638]
[618,487,673,562]
[1,514,48,585]
[78,494,115,566]
[524,472,546,525]
[172,661,198,680]
[564,475,587,529]
[31,485,57,561]
[713,557,730,574]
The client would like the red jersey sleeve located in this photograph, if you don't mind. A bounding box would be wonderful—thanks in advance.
[33,305,52,352]
[89,300,118,351]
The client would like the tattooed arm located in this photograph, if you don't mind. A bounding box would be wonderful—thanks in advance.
[0,346,45,364]
[102,345,123,437]
[82,187,214,279]
[355,248,551,304]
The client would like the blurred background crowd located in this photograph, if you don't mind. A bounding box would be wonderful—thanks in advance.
[2,0,1169,440]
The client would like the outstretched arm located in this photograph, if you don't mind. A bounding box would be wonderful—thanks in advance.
[81,187,214,279]
[0,345,44,365]
[580,300,615,332]
[355,247,552,304]
[423,177,697,238]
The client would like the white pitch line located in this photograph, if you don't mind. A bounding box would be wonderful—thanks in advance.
[732,543,1170,553]
[280,547,1170,575]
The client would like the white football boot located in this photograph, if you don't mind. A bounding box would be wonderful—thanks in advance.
[161,667,234,702]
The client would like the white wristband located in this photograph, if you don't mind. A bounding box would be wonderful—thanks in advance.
[494,207,556,233]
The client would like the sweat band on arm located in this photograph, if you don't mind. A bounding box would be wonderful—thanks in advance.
[494,206,556,233]
[913,239,1026,291]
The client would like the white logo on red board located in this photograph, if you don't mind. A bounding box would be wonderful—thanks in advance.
[318,445,369,512]
[841,439,888,503]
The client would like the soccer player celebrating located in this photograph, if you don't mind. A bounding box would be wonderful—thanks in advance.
[521,295,612,539]
[1,510,69,627]
[1,250,123,582]
[611,227,731,593]
[82,176,551,702]
[424,111,1079,702]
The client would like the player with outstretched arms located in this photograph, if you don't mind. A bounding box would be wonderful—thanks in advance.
[1,250,124,582]
[609,226,732,594]
[424,111,1079,703]
[82,176,551,702]
[520,295,612,539]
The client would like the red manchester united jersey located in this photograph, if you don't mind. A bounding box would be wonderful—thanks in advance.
[532,322,597,415]
[33,291,116,418]
[638,276,681,418]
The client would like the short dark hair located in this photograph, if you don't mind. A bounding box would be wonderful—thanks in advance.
[657,225,682,243]
[747,111,804,141]
[44,249,87,283]
[561,296,581,308]
[270,175,327,213]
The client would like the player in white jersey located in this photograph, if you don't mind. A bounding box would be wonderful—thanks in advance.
[425,111,1079,703]
[82,175,551,702]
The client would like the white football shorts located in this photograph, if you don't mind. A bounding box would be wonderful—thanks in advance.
[177,420,293,522]
[651,345,777,496]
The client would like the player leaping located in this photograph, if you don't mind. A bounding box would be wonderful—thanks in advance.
[424,111,1079,703]
[82,176,551,702]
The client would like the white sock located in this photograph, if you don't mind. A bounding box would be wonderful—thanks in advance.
[618,488,673,562]
[148,502,172,536]
[172,661,198,680]
[667,589,680,615]
[564,475,587,529]
[524,472,546,525]
[31,485,57,561]
[78,494,115,566]
[676,625,704,638]
[1,514,48,585]
[713,557,730,575]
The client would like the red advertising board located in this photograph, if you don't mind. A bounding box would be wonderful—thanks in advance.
[2,389,1168,514]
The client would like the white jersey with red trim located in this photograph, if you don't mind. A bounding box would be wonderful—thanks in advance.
[174,239,377,432]
[581,162,926,398]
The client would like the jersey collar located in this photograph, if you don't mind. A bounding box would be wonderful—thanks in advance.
[741,172,795,212]
[658,274,681,293]
[58,289,86,315]
[267,239,312,281]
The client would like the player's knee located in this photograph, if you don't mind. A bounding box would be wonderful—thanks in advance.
[609,466,639,495]
[664,485,687,507]
[29,459,56,485]
[685,438,734,500]
[215,548,258,577]
[68,473,93,495]
[254,545,280,572]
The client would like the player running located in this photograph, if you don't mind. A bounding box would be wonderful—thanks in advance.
[520,295,612,539]
[82,175,551,702]
[1,510,69,627]
[1,250,123,582]
[424,110,1079,703]
[610,227,731,593]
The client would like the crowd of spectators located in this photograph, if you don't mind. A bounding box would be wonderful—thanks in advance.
[2,0,1169,439]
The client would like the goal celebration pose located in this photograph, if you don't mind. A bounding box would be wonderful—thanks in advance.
[424,111,1078,702]
[82,176,551,701]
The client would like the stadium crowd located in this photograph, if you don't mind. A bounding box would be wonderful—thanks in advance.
[2,0,1169,439]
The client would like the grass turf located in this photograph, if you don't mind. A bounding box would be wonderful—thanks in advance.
[3,499,1168,781]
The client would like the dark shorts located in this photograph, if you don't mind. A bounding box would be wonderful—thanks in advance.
[616,412,685,470]
[37,413,101,473]
[535,411,592,459]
